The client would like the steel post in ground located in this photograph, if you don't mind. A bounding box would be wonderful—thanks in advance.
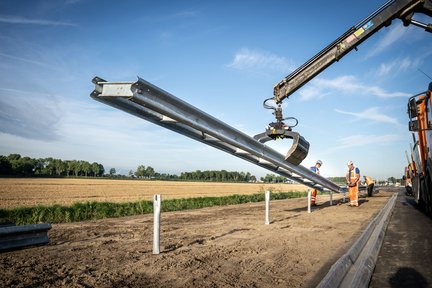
[265,190,270,225]
[153,194,161,255]
[307,189,311,213]
[330,191,333,206]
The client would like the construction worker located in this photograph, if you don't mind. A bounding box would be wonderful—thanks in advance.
[310,160,322,206]
[364,176,375,197]
[346,160,360,207]
[403,166,413,196]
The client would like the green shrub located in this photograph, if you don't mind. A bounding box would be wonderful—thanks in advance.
[0,191,307,225]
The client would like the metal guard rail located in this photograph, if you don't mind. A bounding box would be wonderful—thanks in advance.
[91,76,342,193]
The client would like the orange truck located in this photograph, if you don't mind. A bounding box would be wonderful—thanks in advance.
[407,82,432,216]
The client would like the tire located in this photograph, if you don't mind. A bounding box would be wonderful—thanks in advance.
[412,176,421,203]
[424,167,432,218]
[405,186,413,196]
[420,177,430,217]
[418,175,432,217]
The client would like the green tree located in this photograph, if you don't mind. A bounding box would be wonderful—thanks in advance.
[96,163,104,177]
[72,160,81,176]
[45,157,55,176]
[33,158,46,175]
[7,153,21,161]
[65,160,73,176]
[11,157,36,176]
[91,162,99,177]
[0,156,12,175]
[145,166,155,178]
[260,173,286,183]
[135,165,146,178]
[327,177,346,184]
[388,176,396,184]
[109,168,116,175]
[82,161,91,177]
[178,169,255,182]
[53,159,66,176]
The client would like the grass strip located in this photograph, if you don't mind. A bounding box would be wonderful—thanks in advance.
[0,191,308,225]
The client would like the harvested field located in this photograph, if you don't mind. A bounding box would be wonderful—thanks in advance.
[0,178,308,209]
[0,189,394,287]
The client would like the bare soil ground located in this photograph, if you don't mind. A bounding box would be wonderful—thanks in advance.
[0,178,308,209]
[1,189,393,288]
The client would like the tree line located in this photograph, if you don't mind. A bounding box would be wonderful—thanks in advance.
[327,176,402,185]
[0,154,402,184]
[132,165,179,180]
[0,154,258,182]
[179,170,256,182]
[0,154,105,177]
[260,173,288,183]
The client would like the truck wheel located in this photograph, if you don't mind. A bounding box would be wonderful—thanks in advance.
[413,176,421,204]
[424,169,432,217]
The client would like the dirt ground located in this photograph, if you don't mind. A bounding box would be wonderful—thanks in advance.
[0,189,393,288]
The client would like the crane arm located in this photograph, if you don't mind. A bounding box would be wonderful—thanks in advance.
[273,0,432,104]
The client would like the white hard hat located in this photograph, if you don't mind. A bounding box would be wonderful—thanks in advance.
[316,160,323,165]
[347,160,353,165]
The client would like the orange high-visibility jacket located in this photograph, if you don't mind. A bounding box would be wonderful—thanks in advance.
[346,167,360,186]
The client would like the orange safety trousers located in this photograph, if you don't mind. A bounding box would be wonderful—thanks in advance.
[311,189,317,205]
[348,186,359,207]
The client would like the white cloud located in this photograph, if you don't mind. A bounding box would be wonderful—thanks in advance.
[324,134,404,154]
[0,88,62,140]
[334,134,402,150]
[365,86,410,98]
[313,75,358,92]
[375,57,421,77]
[227,48,294,72]
[365,23,409,58]
[65,0,83,4]
[335,107,399,125]
[299,75,410,100]
[297,85,329,101]
[0,15,77,26]
[0,52,55,69]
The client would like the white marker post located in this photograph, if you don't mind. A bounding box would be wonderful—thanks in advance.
[330,191,333,206]
[307,189,311,213]
[153,194,161,255]
[265,190,270,225]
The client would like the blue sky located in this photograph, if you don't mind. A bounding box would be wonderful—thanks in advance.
[0,0,431,180]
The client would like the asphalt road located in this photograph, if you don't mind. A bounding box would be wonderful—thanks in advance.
[369,188,432,288]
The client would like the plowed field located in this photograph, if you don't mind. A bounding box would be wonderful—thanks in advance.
[0,178,308,209]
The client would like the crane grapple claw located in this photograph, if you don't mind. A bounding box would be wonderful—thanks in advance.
[256,99,309,165]
[253,128,309,165]
[284,131,309,165]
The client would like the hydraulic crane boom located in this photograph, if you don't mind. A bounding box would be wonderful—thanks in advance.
[255,0,432,166]
[273,0,432,104]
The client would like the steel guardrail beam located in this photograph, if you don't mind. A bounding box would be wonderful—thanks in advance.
[91,77,342,192]
[0,223,52,252]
